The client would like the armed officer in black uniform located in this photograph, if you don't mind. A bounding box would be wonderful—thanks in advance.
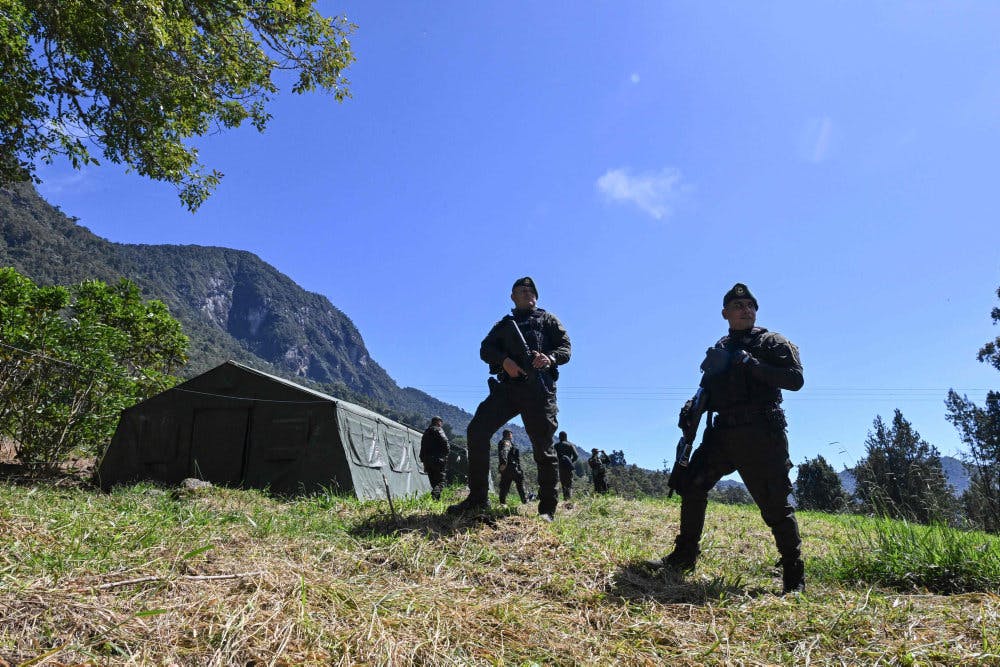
[554,431,580,501]
[588,448,610,494]
[447,277,571,521]
[419,416,450,501]
[497,429,528,505]
[654,283,805,594]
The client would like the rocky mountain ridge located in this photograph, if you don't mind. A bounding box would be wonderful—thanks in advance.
[0,183,473,433]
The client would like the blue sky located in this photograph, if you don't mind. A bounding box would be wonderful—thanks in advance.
[36,2,1000,472]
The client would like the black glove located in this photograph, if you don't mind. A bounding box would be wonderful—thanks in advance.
[678,400,693,430]
[701,347,732,375]
[733,349,758,366]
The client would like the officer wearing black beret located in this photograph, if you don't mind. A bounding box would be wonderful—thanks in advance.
[652,282,806,594]
[419,416,449,501]
[447,277,571,521]
[554,431,580,501]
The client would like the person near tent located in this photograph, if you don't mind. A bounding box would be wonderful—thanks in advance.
[420,416,450,500]
[554,431,579,501]
[648,282,806,595]
[588,448,610,494]
[496,429,528,505]
[447,276,571,522]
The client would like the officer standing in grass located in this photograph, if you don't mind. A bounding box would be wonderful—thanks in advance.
[447,277,571,522]
[419,416,449,501]
[497,429,528,505]
[651,283,806,594]
[554,431,579,501]
[588,448,610,494]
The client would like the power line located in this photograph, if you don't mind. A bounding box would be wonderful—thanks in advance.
[0,340,118,378]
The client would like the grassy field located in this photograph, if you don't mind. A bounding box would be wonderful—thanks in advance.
[1,478,999,666]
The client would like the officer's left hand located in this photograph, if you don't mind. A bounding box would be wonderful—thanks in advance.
[733,349,758,366]
[531,352,554,369]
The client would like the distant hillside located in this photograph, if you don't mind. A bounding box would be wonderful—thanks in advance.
[0,183,472,434]
[837,456,971,496]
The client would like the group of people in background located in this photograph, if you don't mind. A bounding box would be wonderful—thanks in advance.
[419,422,612,507]
[421,276,806,594]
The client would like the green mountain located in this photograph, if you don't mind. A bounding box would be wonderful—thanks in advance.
[0,182,473,433]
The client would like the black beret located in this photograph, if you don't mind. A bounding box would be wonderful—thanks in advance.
[511,276,538,298]
[723,283,758,309]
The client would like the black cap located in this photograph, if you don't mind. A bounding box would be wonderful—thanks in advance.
[723,283,758,310]
[559,431,567,440]
[511,276,538,298]
[430,416,443,425]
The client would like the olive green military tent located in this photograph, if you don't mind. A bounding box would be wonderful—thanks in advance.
[96,361,431,499]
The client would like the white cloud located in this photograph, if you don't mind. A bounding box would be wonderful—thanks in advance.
[35,166,93,197]
[630,73,640,84]
[595,167,688,220]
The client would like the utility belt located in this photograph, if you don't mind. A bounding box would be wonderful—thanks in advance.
[491,369,555,394]
[713,404,786,430]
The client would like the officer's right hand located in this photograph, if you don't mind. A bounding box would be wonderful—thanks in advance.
[678,400,693,429]
[502,357,526,377]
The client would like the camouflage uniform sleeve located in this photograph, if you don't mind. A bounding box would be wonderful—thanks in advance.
[749,332,804,391]
[543,312,571,365]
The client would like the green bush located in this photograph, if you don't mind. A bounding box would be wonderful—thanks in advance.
[0,268,187,466]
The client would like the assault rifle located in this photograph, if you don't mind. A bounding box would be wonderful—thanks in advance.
[667,386,709,498]
[507,318,553,393]
[666,347,731,496]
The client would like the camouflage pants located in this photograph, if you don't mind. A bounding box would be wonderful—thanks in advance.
[674,422,800,561]
[467,379,559,515]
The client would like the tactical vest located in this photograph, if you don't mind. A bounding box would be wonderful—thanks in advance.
[702,327,784,412]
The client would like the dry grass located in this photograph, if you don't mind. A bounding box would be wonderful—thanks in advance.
[1,481,998,666]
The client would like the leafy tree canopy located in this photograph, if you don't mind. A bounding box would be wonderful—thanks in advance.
[946,285,1000,533]
[0,267,188,466]
[854,409,957,524]
[946,390,1000,533]
[977,286,1000,372]
[795,454,849,512]
[0,0,355,210]
[607,449,627,467]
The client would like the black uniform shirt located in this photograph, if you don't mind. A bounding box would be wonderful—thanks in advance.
[420,425,450,462]
[554,441,579,466]
[480,307,571,379]
[700,326,803,412]
[498,439,521,471]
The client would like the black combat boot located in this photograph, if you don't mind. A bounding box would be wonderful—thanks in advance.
[647,543,699,572]
[661,546,699,571]
[446,495,490,516]
[537,499,557,523]
[781,557,805,594]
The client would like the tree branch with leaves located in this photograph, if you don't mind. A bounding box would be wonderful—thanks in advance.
[0,0,355,210]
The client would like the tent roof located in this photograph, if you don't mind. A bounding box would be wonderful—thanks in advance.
[190,361,420,435]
